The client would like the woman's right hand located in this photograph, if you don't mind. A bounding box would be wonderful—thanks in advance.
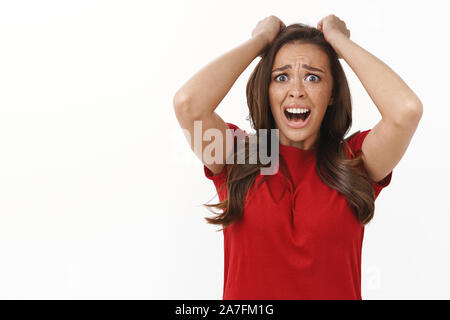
[251,16,286,56]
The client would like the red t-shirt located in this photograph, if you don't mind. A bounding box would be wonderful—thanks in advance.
[203,122,392,300]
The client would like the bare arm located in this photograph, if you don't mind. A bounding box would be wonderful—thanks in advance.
[174,16,285,117]
[173,16,285,175]
[318,15,423,182]
[319,18,422,123]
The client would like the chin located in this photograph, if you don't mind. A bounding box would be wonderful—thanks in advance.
[287,131,309,141]
[282,123,320,144]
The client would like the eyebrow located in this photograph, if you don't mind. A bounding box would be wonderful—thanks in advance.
[271,64,325,74]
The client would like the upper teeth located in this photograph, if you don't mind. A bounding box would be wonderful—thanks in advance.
[286,108,309,114]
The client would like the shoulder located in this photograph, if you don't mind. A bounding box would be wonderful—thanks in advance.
[343,129,371,159]
[203,122,248,183]
[343,129,392,197]
[225,122,249,138]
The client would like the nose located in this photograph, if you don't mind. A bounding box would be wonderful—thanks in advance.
[288,76,306,98]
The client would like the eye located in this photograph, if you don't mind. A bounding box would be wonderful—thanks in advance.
[306,74,321,82]
[274,74,288,82]
[274,73,321,83]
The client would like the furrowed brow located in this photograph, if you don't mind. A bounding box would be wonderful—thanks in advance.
[302,64,325,73]
[271,65,291,73]
[271,64,325,73]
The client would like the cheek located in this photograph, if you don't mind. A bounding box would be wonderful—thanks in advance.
[268,85,283,104]
[306,84,332,104]
[268,87,276,108]
[268,88,282,119]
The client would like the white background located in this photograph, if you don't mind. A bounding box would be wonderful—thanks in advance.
[0,0,448,299]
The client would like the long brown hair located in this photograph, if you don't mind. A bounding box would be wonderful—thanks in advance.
[204,23,375,229]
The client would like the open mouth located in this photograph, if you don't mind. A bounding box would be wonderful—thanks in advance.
[284,108,311,122]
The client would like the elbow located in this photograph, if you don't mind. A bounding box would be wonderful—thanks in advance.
[394,99,423,127]
[173,91,206,120]
[173,91,191,114]
[406,99,423,123]
[173,91,195,120]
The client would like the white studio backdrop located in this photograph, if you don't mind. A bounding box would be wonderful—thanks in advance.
[0,0,448,299]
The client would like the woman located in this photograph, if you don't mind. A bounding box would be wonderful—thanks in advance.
[173,15,422,300]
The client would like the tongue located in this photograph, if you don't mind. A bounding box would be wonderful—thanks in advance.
[291,113,307,122]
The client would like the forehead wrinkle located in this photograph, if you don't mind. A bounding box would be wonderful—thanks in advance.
[272,44,329,73]
[271,63,325,74]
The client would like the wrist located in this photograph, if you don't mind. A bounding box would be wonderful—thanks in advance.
[325,30,348,45]
[325,31,350,59]
[250,33,270,52]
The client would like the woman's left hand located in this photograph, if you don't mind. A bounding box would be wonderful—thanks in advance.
[317,14,350,42]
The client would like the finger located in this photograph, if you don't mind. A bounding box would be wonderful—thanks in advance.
[317,21,323,31]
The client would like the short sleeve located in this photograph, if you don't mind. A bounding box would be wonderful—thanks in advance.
[345,129,393,199]
[203,122,248,192]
